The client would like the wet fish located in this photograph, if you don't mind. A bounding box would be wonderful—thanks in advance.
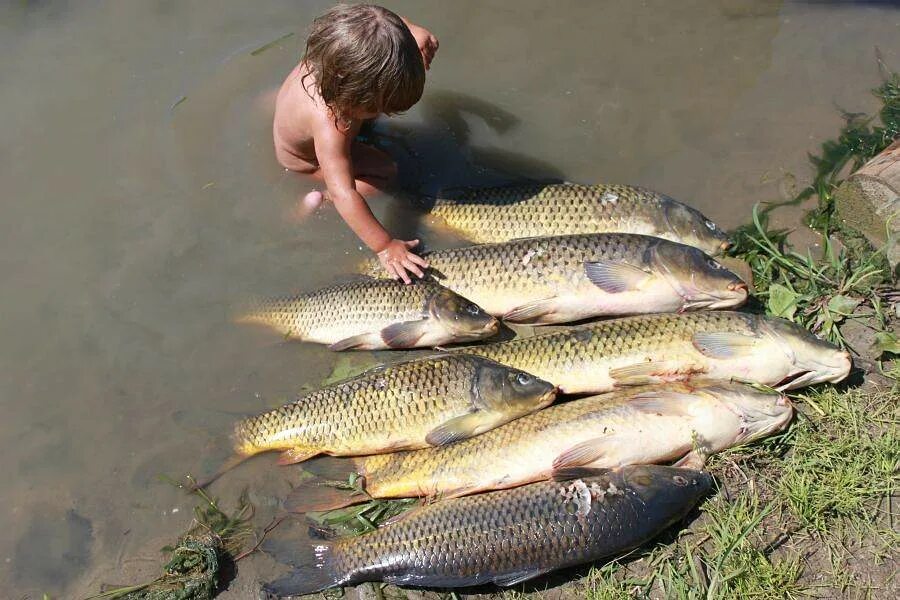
[462,311,852,394]
[236,278,498,350]
[428,182,731,254]
[360,234,747,325]
[264,465,711,596]
[230,354,556,467]
[285,381,789,511]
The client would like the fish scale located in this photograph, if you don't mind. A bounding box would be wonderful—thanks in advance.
[231,354,555,462]
[241,278,436,340]
[428,182,728,254]
[339,380,790,502]
[461,311,758,394]
[264,466,711,594]
[358,233,745,323]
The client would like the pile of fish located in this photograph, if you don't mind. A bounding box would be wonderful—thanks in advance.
[223,182,850,596]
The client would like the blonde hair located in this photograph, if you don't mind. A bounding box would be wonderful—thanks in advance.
[302,4,425,127]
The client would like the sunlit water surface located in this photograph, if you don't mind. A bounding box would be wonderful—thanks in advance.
[1,1,897,596]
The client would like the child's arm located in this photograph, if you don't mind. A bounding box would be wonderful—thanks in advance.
[312,116,428,284]
[401,18,439,70]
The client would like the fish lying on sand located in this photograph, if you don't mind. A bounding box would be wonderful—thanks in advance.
[213,354,555,480]
[462,311,852,394]
[428,182,731,255]
[285,381,790,512]
[359,233,747,325]
[264,465,711,596]
[236,278,498,350]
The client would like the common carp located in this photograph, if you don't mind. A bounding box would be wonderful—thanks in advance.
[428,182,731,255]
[264,465,711,596]
[463,311,852,394]
[228,354,555,469]
[360,234,747,324]
[236,278,497,350]
[285,381,790,511]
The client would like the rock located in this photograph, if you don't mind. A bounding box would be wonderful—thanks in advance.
[835,139,900,276]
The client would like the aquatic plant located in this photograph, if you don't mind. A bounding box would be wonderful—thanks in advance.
[87,486,253,600]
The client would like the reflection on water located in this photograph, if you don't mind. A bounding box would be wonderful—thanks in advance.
[0,0,897,596]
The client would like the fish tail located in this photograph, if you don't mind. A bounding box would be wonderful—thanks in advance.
[284,456,367,513]
[189,452,253,491]
[262,522,343,596]
[189,422,261,490]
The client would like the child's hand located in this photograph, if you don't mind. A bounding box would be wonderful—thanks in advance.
[377,239,429,284]
[403,20,439,70]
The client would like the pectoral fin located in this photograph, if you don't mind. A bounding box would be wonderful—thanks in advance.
[609,360,695,386]
[584,260,651,293]
[425,411,504,446]
[553,437,615,470]
[381,320,430,348]
[277,446,321,466]
[503,298,559,324]
[674,449,708,470]
[493,568,551,587]
[328,332,381,352]
[692,332,760,359]
[628,391,696,416]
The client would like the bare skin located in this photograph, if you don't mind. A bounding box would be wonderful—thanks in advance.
[273,19,438,283]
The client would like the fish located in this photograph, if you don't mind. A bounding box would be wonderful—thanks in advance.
[264,465,711,596]
[225,354,556,471]
[359,234,747,325]
[427,182,731,255]
[462,311,852,394]
[235,278,498,350]
[284,381,790,512]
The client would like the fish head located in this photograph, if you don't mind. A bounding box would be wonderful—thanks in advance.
[615,464,712,507]
[472,358,557,414]
[427,287,499,340]
[703,382,794,445]
[758,317,852,389]
[650,242,748,310]
[661,197,731,255]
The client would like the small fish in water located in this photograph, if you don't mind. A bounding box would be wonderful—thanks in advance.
[198,354,556,486]
[359,234,748,325]
[284,381,789,512]
[463,311,852,394]
[263,465,711,596]
[235,278,498,350]
[428,182,731,255]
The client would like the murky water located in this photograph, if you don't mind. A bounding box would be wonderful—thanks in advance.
[1,1,897,596]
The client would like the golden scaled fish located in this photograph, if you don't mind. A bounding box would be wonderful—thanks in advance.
[427,182,731,255]
[236,278,498,350]
[360,234,747,325]
[214,354,555,477]
[263,465,711,596]
[285,381,790,512]
[462,311,852,394]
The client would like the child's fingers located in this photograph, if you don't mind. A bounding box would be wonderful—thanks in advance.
[407,253,429,268]
[401,259,425,279]
[397,267,412,285]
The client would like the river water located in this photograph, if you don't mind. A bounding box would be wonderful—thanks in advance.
[1,1,897,597]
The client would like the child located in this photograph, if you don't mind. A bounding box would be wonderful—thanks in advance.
[273,4,439,283]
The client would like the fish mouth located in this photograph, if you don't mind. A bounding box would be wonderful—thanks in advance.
[682,283,748,311]
[775,351,852,389]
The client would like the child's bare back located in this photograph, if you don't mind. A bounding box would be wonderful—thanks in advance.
[272,4,438,282]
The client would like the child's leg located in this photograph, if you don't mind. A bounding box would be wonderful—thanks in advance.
[293,142,397,220]
[349,140,398,196]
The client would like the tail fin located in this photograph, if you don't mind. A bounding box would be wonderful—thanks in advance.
[261,519,342,596]
[284,456,367,513]
[188,453,252,491]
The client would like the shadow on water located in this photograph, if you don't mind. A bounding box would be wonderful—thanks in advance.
[369,89,567,241]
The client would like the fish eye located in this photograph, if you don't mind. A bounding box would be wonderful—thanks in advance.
[672,475,688,486]
[704,219,717,231]
[515,373,532,386]
[465,304,481,315]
